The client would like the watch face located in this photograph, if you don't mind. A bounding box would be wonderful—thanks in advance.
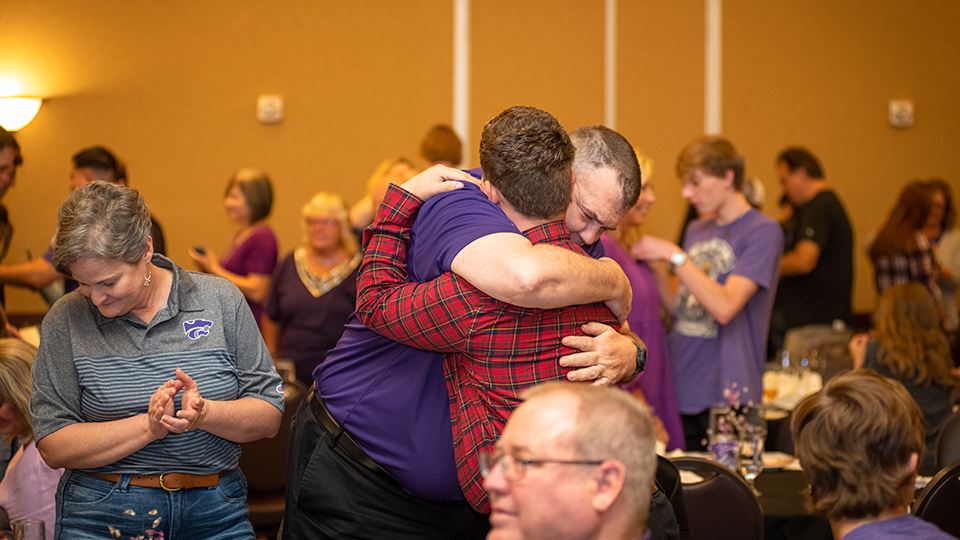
[671,252,686,266]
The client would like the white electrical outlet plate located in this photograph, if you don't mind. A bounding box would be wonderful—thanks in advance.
[257,95,284,124]
[889,99,914,128]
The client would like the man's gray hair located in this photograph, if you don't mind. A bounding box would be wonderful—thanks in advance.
[52,181,152,276]
[570,126,642,211]
[524,382,656,529]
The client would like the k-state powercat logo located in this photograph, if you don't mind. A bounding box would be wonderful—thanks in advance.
[183,319,213,340]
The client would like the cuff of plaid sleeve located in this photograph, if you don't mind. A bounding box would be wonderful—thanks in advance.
[381,183,423,226]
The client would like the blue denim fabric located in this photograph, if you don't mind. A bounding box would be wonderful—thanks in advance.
[55,469,254,539]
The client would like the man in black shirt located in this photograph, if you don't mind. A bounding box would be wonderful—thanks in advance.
[770,148,853,363]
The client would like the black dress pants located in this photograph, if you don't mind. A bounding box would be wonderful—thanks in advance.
[282,394,490,540]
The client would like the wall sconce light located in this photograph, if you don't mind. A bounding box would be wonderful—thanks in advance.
[0,96,43,131]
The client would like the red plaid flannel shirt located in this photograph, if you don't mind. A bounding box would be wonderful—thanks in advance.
[356,185,619,512]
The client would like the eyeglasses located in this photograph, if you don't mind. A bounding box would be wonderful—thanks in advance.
[479,450,603,482]
[306,217,340,228]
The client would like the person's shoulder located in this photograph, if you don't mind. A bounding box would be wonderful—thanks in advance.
[251,224,278,242]
[421,182,492,213]
[43,291,92,322]
[743,209,783,235]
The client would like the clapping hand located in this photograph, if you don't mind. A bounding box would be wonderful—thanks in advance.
[156,368,207,435]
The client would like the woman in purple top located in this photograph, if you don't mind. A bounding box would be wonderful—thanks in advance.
[263,193,360,385]
[601,170,685,450]
[190,168,278,326]
[0,338,63,540]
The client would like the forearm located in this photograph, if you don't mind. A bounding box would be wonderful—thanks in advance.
[198,397,281,443]
[210,265,270,304]
[37,416,160,470]
[451,235,629,309]
[674,262,755,324]
[0,258,61,289]
[779,240,819,276]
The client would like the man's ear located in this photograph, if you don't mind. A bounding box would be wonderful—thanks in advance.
[591,459,626,513]
[723,169,736,188]
[482,180,503,205]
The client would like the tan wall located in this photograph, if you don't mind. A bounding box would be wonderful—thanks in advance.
[1,0,958,315]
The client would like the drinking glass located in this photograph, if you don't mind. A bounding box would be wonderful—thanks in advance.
[737,404,767,496]
[12,519,45,540]
[738,433,765,496]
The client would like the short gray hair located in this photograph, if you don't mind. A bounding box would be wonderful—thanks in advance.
[570,126,642,211]
[523,382,656,528]
[53,181,152,276]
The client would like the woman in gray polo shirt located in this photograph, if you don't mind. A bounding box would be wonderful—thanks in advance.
[30,181,284,539]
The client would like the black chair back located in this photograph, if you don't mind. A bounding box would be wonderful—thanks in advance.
[935,408,960,469]
[671,456,764,540]
[239,381,308,534]
[913,458,960,537]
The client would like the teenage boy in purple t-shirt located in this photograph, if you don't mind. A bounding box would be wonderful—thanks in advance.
[633,136,784,451]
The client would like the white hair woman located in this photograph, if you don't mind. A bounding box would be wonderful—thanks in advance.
[262,192,361,383]
[31,181,283,539]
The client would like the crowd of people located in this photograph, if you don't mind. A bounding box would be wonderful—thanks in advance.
[0,105,958,540]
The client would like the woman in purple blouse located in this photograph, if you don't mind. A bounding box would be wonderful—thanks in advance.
[601,164,685,451]
[189,168,278,326]
[262,193,359,384]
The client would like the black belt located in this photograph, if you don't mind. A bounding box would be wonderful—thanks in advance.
[308,388,389,477]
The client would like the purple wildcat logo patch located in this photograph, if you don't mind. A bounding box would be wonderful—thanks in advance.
[183,319,213,340]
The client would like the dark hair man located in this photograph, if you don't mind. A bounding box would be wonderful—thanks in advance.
[770,147,853,360]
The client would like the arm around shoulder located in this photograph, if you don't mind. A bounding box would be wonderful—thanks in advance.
[450,233,631,312]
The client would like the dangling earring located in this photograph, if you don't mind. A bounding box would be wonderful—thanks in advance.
[143,269,152,287]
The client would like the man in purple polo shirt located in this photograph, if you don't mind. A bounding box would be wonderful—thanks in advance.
[283,109,644,540]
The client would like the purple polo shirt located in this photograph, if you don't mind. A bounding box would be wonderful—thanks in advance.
[316,172,605,501]
[316,180,517,500]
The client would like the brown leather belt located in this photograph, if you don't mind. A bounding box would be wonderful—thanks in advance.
[308,387,389,477]
[87,471,229,492]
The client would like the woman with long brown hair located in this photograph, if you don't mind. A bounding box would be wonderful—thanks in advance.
[850,283,955,463]
[869,181,945,323]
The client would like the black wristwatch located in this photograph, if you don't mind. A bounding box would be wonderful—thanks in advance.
[633,340,647,377]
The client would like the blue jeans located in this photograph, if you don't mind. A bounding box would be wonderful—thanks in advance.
[55,469,254,540]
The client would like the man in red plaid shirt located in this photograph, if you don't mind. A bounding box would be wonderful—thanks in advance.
[356,107,641,513]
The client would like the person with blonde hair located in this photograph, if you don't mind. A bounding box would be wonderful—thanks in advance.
[792,370,955,539]
[849,282,955,464]
[0,338,62,539]
[262,192,361,383]
[190,167,278,327]
[349,157,418,234]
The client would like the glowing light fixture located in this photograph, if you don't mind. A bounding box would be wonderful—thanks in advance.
[0,97,42,131]
[0,77,42,131]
